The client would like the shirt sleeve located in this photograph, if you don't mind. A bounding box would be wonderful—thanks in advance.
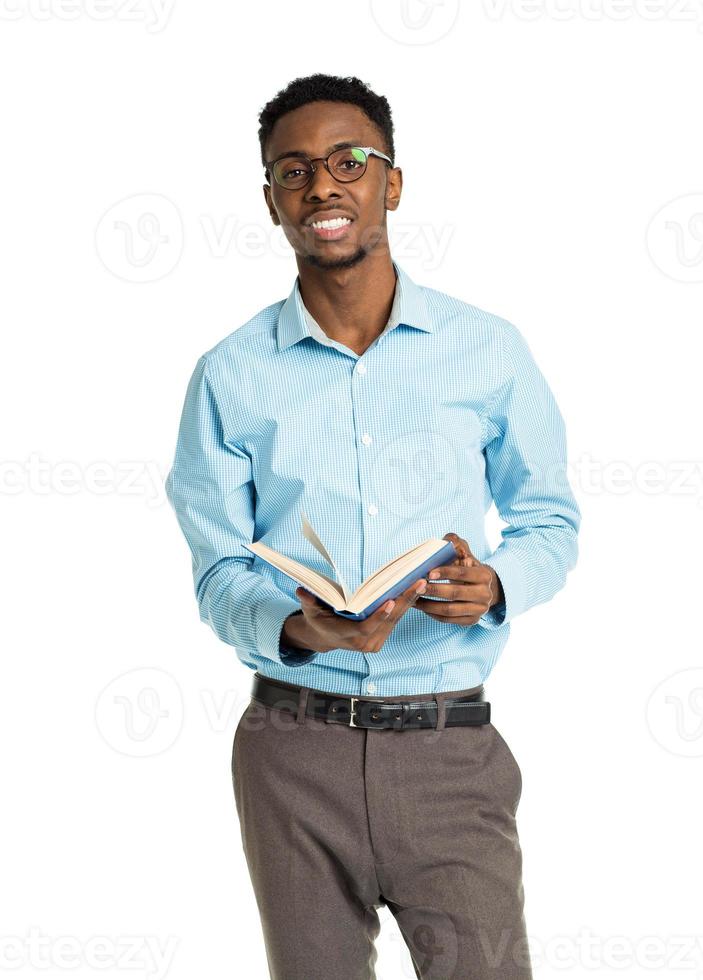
[478,320,581,629]
[164,354,319,666]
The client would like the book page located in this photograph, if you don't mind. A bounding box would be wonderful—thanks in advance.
[350,539,433,599]
[243,541,346,608]
[349,539,451,612]
[300,510,351,605]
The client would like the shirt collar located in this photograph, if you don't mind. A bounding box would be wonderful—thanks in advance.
[276,260,433,352]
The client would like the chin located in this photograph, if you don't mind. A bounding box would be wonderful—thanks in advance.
[301,246,369,271]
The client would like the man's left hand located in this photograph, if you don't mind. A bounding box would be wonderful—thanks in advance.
[414,533,504,626]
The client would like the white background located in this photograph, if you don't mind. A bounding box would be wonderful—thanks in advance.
[2,1,703,977]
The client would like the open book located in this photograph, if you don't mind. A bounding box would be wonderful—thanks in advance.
[243,510,459,621]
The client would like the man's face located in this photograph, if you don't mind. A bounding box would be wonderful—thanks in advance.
[263,100,402,271]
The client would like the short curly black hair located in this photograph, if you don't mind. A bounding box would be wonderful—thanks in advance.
[258,73,395,174]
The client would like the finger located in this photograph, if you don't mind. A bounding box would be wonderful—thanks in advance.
[424,578,493,605]
[366,596,399,624]
[418,599,482,620]
[431,553,478,577]
[442,533,476,561]
[295,587,334,615]
[364,578,427,650]
[296,587,317,604]
[417,608,481,625]
[415,597,487,617]
[427,564,487,583]
[387,577,427,619]
[369,577,426,625]
[421,582,492,604]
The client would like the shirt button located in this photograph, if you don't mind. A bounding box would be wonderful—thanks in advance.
[366,682,377,693]
[361,433,372,446]
[357,363,367,375]
[367,504,378,516]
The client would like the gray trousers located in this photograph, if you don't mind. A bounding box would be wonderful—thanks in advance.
[231,675,533,980]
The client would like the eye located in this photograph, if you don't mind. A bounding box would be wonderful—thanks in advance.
[273,157,313,184]
[334,155,364,173]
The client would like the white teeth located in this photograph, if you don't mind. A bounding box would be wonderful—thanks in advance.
[311,217,351,229]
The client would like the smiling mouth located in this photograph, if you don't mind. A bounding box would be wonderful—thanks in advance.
[307,217,354,241]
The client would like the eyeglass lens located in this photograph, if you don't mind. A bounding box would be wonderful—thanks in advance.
[272,147,368,189]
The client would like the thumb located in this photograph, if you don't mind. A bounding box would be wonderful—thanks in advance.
[296,587,320,610]
[443,533,477,566]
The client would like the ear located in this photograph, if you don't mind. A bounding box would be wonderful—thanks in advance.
[384,166,403,213]
[263,184,280,226]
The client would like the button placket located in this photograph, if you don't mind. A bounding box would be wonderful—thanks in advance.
[352,357,380,576]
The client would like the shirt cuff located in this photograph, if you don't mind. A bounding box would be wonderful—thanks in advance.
[280,647,319,666]
[478,549,529,629]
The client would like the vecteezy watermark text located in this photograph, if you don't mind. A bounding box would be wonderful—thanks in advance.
[0,927,178,977]
[0,0,175,32]
[482,0,703,30]
[0,454,166,507]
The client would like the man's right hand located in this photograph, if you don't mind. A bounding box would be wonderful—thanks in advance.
[284,577,428,654]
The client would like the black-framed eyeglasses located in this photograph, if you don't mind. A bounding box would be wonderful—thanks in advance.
[264,145,394,191]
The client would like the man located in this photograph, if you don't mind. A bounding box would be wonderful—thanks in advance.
[165,72,580,980]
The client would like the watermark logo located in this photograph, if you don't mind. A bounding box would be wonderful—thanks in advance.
[95,193,183,283]
[369,0,460,43]
[376,428,475,520]
[647,192,703,283]
[391,906,460,977]
[646,667,703,757]
[95,667,184,757]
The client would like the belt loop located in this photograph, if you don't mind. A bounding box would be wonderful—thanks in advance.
[296,686,310,724]
[434,693,447,732]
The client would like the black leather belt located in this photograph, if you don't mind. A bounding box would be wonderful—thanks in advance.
[250,673,491,730]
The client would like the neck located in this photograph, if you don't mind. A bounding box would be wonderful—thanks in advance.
[296,252,397,356]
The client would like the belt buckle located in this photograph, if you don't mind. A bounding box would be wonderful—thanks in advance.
[348,697,410,729]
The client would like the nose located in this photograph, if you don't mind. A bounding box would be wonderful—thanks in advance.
[303,161,342,200]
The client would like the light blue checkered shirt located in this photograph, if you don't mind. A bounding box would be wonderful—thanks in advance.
[164,261,580,696]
